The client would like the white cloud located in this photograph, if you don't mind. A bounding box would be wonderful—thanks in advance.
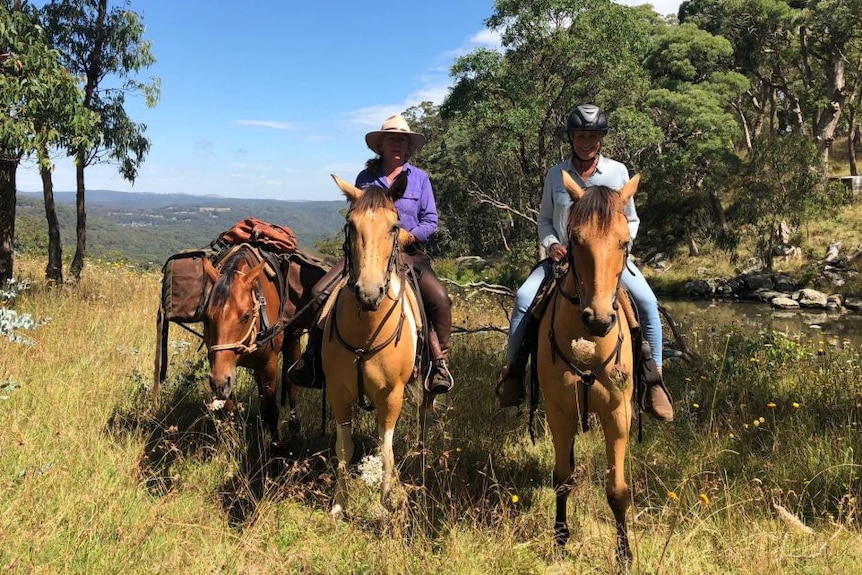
[235,120,299,130]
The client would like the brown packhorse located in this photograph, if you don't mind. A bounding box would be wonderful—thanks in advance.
[537,172,640,566]
[323,172,427,519]
[201,244,322,440]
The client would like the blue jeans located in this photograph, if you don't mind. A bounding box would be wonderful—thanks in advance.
[506,258,663,367]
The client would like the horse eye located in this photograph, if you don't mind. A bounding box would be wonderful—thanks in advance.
[391,224,400,234]
[241,312,252,324]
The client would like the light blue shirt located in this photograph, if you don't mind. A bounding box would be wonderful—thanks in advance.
[538,155,639,250]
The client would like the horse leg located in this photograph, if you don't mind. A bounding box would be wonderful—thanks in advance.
[283,337,302,433]
[257,357,281,442]
[547,406,577,548]
[330,407,354,520]
[378,388,405,511]
[600,408,633,567]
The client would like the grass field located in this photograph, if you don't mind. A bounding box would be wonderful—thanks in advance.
[1,256,860,574]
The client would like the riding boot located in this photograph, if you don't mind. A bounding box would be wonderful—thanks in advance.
[495,348,528,408]
[425,329,454,394]
[640,340,674,422]
[286,325,324,389]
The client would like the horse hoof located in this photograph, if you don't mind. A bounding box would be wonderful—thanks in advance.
[553,521,570,547]
[287,418,301,434]
[330,505,345,521]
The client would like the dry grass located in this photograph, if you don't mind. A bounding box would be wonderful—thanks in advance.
[0,256,860,574]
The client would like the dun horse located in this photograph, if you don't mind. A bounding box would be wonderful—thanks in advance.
[324,172,423,519]
[537,172,640,565]
[202,245,314,441]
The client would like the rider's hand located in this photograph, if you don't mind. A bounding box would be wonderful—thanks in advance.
[548,242,567,263]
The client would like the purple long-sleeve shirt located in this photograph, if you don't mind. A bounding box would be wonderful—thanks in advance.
[355,162,439,243]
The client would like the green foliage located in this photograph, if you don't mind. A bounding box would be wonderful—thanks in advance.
[732,134,835,269]
[43,0,160,180]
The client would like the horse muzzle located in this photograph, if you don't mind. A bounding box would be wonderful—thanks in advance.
[581,308,617,337]
[353,282,384,311]
[209,373,235,400]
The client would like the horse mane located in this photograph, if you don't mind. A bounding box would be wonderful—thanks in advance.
[351,184,396,213]
[566,185,622,237]
[351,169,409,212]
[208,245,255,309]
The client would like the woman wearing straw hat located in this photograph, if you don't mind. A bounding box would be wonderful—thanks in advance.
[287,114,454,394]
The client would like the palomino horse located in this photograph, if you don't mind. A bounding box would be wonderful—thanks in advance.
[202,244,321,441]
[537,172,640,566]
[323,171,424,519]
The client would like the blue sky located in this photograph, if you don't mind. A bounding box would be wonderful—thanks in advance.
[17,0,681,202]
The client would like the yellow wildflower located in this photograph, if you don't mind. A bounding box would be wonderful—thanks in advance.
[668,491,678,501]
[753,420,761,427]
[792,402,800,409]
[693,403,700,409]
[511,494,519,504]
[767,402,776,408]
[699,493,710,506]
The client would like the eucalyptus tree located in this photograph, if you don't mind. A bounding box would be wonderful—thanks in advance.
[436,0,652,259]
[734,134,834,270]
[682,0,862,172]
[42,0,159,280]
[638,22,748,253]
[0,1,95,285]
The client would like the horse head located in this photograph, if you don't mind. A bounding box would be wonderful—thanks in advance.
[562,171,640,337]
[332,171,412,311]
[201,250,266,399]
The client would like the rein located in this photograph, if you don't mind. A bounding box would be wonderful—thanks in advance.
[207,249,286,355]
[333,212,410,411]
[546,246,628,433]
[329,267,408,412]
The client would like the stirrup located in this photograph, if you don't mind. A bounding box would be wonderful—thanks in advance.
[495,367,525,408]
[426,359,454,394]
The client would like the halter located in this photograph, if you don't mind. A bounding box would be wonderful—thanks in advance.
[207,249,284,355]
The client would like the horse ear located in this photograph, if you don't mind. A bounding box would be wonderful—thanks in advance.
[561,171,585,201]
[389,169,409,200]
[618,174,640,203]
[331,174,364,203]
[244,261,266,284]
[203,256,220,283]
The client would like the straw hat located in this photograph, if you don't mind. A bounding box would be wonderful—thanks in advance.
[364,114,426,156]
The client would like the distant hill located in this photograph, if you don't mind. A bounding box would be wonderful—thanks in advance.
[15,190,345,268]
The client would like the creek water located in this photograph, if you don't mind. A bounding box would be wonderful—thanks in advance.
[661,299,862,350]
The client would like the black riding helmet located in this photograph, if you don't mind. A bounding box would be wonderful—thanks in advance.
[566,104,608,134]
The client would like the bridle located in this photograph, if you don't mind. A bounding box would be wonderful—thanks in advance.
[207,265,281,355]
[334,215,409,412]
[546,231,632,432]
[341,218,401,300]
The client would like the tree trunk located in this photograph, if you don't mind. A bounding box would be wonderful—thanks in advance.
[70,154,86,280]
[701,176,728,233]
[816,53,847,176]
[70,0,107,282]
[39,148,63,285]
[0,158,19,285]
[848,104,859,176]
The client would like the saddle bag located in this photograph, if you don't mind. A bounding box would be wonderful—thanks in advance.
[160,249,215,323]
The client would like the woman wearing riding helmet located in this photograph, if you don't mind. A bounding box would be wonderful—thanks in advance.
[496,103,674,422]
